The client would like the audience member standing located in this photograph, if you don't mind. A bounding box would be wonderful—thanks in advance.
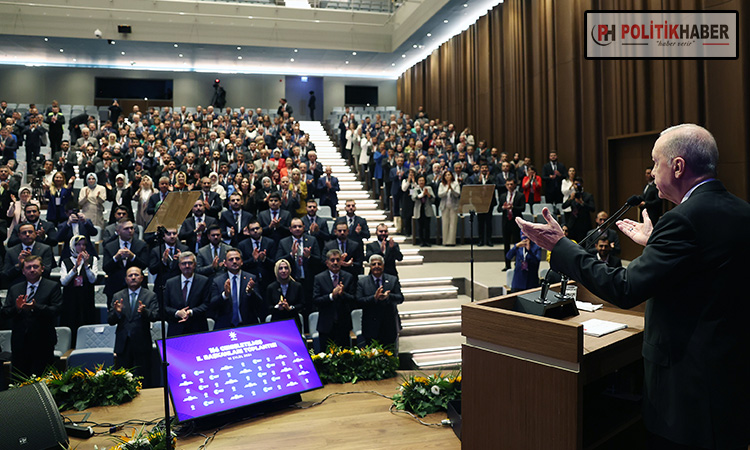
[541,151,566,205]
[437,170,460,246]
[356,254,404,348]
[505,232,541,293]
[1,255,61,377]
[313,249,356,349]
[59,235,97,346]
[561,177,595,243]
[164,251,217,337]
[499,179,525,272]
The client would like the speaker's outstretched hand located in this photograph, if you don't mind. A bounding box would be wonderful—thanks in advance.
[515,208,564,251]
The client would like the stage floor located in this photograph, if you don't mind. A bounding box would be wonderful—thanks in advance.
[64,373,460,449]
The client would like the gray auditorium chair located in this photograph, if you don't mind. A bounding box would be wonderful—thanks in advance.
[66,324,117,370]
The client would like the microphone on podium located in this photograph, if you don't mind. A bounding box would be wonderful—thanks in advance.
[578,195,643,248]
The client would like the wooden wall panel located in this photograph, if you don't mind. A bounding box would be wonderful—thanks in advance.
[396,0,750,210]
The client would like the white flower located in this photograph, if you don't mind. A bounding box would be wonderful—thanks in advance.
[355,349,361,355]
[317,352,327,358]
[95,370,106,378]
[125,372,134,381]
[431,385,441,396]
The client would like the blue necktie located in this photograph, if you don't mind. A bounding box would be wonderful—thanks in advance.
[231,275,240,326]
[130,292,138,316]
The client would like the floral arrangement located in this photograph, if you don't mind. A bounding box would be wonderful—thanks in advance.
[310,342,399,384]
[391,372,462,417]
[15,365,142,411]
[110,424,176,450]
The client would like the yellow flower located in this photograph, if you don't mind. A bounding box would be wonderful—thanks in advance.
[384,350,393,357]
[414,377,429,385]
[455,375,462,383]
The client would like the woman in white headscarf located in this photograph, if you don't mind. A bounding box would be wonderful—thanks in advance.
[59,235,98,345]
[6,185,40,234]
[134,174,155,228]
[79,172,107,228]
[209,171,227,201]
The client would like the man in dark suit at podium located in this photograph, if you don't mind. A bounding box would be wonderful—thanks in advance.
[517,124,750,450]
[108,267,157,380]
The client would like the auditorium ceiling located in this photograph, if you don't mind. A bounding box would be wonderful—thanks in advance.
[0,0,503,78]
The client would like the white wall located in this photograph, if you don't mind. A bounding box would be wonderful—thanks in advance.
[0,66,396,113]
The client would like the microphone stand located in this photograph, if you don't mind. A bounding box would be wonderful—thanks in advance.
[154,225,173,450]
[537,195,642,306]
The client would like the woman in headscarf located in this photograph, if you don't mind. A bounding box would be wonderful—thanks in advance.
[45,171,75,225]
[290,168,308,218]
[79,172,107,228]
[254,176,277,212]
[7,185,41,233]
[59,235,98,346]
[107,173,134,223]
[266,259,304,332]
[208,171,227,202]
[134,174,155,228]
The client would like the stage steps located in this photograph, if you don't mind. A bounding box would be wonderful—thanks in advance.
[394,276,467,370]
[301,121,423,267]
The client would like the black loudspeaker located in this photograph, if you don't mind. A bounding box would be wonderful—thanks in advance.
[0,382,68,449]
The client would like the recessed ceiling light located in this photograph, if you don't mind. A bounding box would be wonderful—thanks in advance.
[174,44,178,48]
[237,56,242,60]
[144,97,148,100]
[426,33,432,37]
[401,54,406,58]
[294,49,298,53]
[72,58,77,62]
[444,19,449,23]
[237,46,241,50]
[345,61,349,64]
[179,12,185,15]
[44,37,48,42]
[464,3,468,7]
[59,48,64,53]
[179,54,183,57]
[248,16,253,19]
[412,44,417,48]
[352,52,357,55]
[290,58,295,62]
[315,19,320,23]
[391,63,396,66]
[121,51,125,55]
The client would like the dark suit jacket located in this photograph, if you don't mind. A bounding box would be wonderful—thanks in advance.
[3,243,56,287]
[301,215,331,247]
[562,191,595,243]
[211,271,265,329]
[324,238,363,276]
[312,270,356,334]
[550,180,750,449]
[196,190,222,218]
[541,161,566,203]
[179,215,217,253]
[146,191,170,216]
[164,274,218,336]
[642,182,663,225]
[356,273,404,343]
[108,288,157,355]
[499,188,526,230]
[257,208,292,242]
[316,176,339,208]
[7,220,58,248]
[345,215,371,243]
[275,235,321,280]
[365,240,404,276]
[102,238,149,301]
[237,236,277,286]
[57,220,99,257]
[266,280,304,322]
[196,242,231,277]
[218,209,255,244]
[107,186,134,224]
[1,278,62,354]
[148,243,189,296]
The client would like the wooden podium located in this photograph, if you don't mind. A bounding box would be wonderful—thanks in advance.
[461,283,646,449]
